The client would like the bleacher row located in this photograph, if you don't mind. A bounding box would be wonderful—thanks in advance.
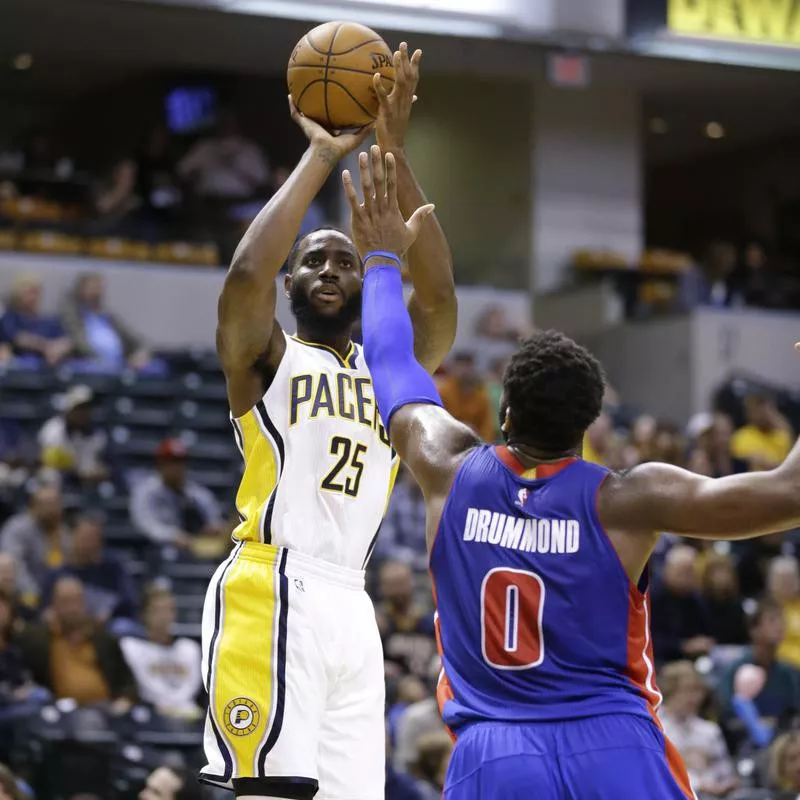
[0,351,241,639]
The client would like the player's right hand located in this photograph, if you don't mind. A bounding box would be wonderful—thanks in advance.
[288,96,374,160]
[343,144,434,260]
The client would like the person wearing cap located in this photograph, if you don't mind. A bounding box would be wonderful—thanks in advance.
[129,438,223,551]
[0,272,73,366]
[38,385,110,487]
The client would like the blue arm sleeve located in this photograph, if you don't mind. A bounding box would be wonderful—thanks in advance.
[361,265,443,428]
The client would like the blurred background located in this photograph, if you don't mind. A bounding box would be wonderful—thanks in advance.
[1,0,800,797]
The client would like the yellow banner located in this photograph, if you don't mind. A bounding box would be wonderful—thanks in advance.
[668,0,800,46]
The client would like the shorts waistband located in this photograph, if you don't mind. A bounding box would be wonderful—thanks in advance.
[238,542,365,590]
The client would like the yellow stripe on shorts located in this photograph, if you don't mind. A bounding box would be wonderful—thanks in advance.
[208,542,288,779]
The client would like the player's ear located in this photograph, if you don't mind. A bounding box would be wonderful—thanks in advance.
[500,407,512,440]
[283,271,292,299]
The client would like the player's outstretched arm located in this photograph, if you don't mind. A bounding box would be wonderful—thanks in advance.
[599,432,800,540]
[344,147,477,520]
[374,44,456,374]
[217,100,372,416]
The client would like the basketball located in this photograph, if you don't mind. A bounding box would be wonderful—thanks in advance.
[287,21,395,130]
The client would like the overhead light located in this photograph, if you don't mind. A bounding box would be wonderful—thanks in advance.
[705,121,725,139]
[11,54,33,71]
[649,117,668,135]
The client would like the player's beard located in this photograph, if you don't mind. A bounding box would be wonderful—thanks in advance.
[290,283,362,338]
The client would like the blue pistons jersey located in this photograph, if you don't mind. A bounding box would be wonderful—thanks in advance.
[429,444,663,731]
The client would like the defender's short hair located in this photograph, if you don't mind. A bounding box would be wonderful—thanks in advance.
[503,330,605,452]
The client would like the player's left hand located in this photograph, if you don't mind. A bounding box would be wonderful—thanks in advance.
[343,144,434,261]
[374,42,421,153]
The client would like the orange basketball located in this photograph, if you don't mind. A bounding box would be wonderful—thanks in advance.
[288,21,395,130]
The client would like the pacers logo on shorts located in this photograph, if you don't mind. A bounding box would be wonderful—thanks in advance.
[224,697,260,737]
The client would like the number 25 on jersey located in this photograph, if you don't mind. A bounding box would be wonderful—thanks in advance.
[321,436,367,498]
[481,568,545,670]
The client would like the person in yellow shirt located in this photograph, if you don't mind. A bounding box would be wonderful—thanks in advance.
[731,394,792,471]
[766,555,800,669]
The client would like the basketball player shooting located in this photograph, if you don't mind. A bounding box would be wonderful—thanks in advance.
[200,46,454,800]
[348,147,800,799]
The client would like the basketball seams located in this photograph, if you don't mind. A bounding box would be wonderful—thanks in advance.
[329,37,386,56]
[289,22,395,129]
[328,80,377,126]
[322,22,344,130]
[288,64,395,82]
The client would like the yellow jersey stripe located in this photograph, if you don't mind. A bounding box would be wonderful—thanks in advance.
[232,411,280,544]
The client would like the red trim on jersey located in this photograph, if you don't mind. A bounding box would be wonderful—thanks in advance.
[429,579,457,742]
[626,588,695,799]
[494,446,576,479]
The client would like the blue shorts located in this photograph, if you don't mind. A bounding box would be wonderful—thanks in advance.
[444,714,695,800]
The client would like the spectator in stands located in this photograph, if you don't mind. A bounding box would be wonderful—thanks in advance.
[658,661,738,797]
[770,731,800,796]
[582,410,616,466]
[93,158,141,225]
[767,556,800,669]
[393,693,443,775]
[120,586,202,720]
[719,600,800,727]
[736,532,798,600]
[177,109,270,201]
[136,122,182,223]
[130,438,223,550]
[17,575,136,708]
[386,726,430,800]
[38,385,110,487]
[0,420,37,508]
[374,466,428,572]
[60,272,153,371]
[701,552,748,646]
[410,731,453,799]
[139,764,204,800]
[0,482,67,600]
[651,421,685,466]
[436,353,495,442]
[0,592,38,707]
[0,273,73,366]
[232,165,325,241]
[687,411,742,478]
[377,561,436,680]
[651,545,714,663]
[0,555,35,626]
[731,394,793,471]
[39,512,136,625]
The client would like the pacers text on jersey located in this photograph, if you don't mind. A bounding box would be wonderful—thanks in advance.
[289,371,391,447]
[462,508,580,554]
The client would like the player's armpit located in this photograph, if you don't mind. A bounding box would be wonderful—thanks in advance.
[598,461,800,540]
[389,403,478,501]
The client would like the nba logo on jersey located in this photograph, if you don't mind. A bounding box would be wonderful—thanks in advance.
[516,488,528,507]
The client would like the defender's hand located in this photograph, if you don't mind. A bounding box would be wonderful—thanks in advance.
[374,42,421,153]
[342,144,434,261]
[288,96,373,161]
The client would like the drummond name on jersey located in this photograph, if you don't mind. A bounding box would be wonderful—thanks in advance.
[462,508,580,554]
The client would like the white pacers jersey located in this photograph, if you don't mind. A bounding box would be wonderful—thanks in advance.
[230,332,399,569]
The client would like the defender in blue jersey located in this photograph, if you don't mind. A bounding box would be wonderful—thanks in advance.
[342,148,800,798]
